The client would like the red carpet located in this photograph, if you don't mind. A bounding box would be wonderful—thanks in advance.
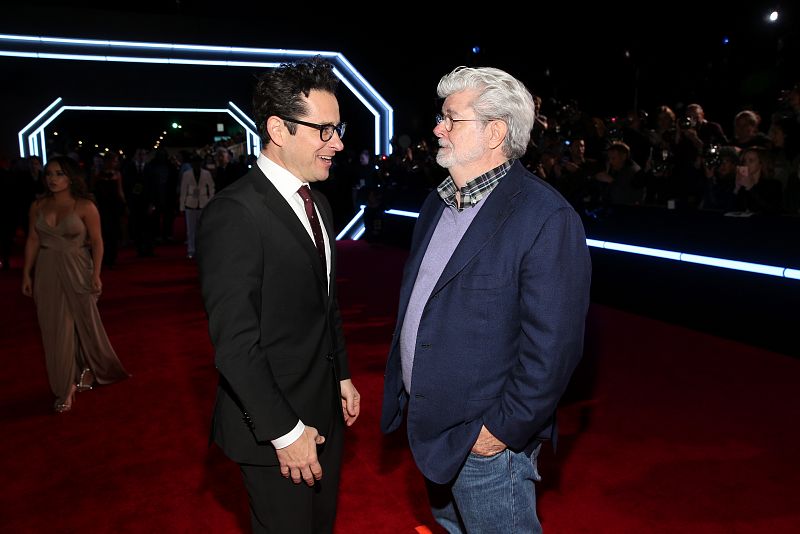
[1,240,798,533]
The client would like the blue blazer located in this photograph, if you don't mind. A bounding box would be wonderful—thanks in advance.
[381,161,591,484]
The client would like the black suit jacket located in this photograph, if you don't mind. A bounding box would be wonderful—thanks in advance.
[197,166,349,466]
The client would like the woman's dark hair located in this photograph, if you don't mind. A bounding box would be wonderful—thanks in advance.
[252,56,339,145]
[41,156,94,202]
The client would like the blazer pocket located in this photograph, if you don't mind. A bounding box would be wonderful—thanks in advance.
[460,273,509,290]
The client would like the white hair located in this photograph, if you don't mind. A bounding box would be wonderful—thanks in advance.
[437,66,535,159]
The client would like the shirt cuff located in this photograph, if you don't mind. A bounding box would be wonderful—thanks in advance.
[271,420,305,449]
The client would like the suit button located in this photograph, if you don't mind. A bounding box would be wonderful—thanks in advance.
[420,343,431,349]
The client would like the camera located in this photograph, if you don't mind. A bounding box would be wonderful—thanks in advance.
[679,115,697,129]
[651,147,673,174]
[703,144,721,169]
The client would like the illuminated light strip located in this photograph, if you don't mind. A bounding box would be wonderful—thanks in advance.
[337,207,416,241]
[332,66,382,155]
[587,239,797,279]
[336,205,367,240]
[680,253,785,277]
[602,242,681,260]
[226,102,261,156]
[228,101,257,128]
[222,110,260,156]
[108,56,171,64]
[384,209,420,219]
[38,52,107,62]
[1,33,394,154]
[0,34,40,41]
[335,53,394,152]
[18,97,62,156]
[0,35,340,57]
[64,106,228,112]
[39,130,46,164]
[335,208,799,278]
[0,50,38,58]
[352,225,366,240]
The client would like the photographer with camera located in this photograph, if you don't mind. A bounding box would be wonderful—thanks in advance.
[700,145,738,211]
[686,104,729,147]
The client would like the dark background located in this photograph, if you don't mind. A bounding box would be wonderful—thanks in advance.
[1,1,797,158]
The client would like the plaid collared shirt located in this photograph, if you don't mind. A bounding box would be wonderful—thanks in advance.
[437,160,513,211]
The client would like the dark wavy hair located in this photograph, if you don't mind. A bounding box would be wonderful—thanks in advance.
[41,156,94,202]
[252,56,339,145]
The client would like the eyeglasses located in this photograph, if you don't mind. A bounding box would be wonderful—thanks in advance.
[279,116,346,142]
[435,113,488,132]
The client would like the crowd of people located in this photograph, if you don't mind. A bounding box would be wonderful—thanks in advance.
[333,83,800,236]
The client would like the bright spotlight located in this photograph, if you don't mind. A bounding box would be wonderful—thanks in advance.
[768,10,779,22]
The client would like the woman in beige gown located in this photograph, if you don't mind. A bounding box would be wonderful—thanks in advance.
[22,156,128,413]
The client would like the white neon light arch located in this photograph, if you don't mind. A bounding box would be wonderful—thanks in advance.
[18,99,260,165]
[1,33,394,156]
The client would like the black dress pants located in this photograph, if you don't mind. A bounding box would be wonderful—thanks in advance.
[239,405,344,533]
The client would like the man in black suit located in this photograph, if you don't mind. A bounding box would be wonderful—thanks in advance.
[197,57,359,534]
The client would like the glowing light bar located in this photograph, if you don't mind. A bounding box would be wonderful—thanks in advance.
[602,242,681,260]
[333,66,382,155]
[333,209,798,279]
[587,239,797,280]
[352,225,366,240]
[680,253,785,277]
[0,50,37,58]
[18,97,62,155]
[384,209,420,219]
[228,101,257,128]
[336,205,366,240]
[64,106,228,112]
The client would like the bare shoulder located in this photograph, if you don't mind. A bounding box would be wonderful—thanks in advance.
[76,197,99,216]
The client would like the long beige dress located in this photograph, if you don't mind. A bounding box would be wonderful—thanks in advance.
[34,209,128,405]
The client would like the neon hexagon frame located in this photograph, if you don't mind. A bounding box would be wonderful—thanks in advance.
[1,33,394,159]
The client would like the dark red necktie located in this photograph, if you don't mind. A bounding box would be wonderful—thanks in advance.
[297,185,327,273]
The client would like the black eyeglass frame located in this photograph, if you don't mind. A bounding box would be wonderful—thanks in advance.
[279,116,346,141]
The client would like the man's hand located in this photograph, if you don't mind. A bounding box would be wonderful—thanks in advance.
[275,426,325,486]
[471,425,506,457]
[340,379,360,427]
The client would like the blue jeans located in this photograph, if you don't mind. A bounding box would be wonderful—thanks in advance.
[427,445,543,534]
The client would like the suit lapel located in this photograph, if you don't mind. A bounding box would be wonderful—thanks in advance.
[251,169,328,288]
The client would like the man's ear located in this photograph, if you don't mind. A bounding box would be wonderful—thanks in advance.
[488,120,508,151]
[266,116,285,147]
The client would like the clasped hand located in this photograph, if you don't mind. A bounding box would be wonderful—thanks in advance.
[275,426,326,486]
